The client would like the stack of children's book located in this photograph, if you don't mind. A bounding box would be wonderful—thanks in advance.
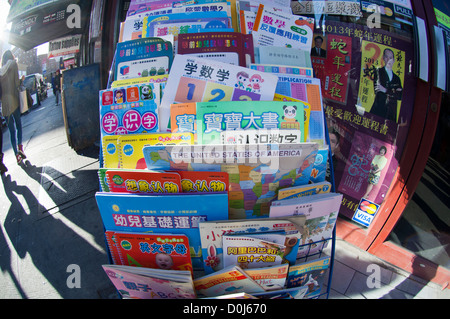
[95,0,341,299]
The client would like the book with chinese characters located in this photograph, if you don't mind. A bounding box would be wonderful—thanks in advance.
[277,181,332,200]
[102,264,196,299]
[170,102,197,140]
[117,132,194,169]
[102,135,121,169]
[143,11,231,54]
[194,265,266,297]
[252,3,314,50]
[100,169,182,194]
[114,37,173,81]
[222,231,287,269]
[159,54,278,132]
[95,191,229,270]
[195,100,306,145]
[220,129,302,145]
[286,256,330,299]
[198,215,306,274]
[99,82,161,138]
[243,264,289,291]
[142,143,319,219]
[177,32,254,67]
[109,231,193,272]
[254,47,312,69]
[174,170,229,193]
[250,63,313,77]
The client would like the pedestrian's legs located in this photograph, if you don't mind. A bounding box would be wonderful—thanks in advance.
[7,107,24,163]
[6,112,18,155]
[11,107,23,147]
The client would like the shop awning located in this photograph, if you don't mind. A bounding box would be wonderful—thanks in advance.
[6,0,92,52]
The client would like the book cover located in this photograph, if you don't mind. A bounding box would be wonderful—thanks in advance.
[309,147,329,183]
[112,232,193,272]
[277,181,332,200]
[142,143,319,219]
[170,102,197,140]
[198,215,306,274]
[252,4,314,51]
[243,263,289,291]
[286,256,330,298]
[105,230,122,265]
[194,265,265,297]
[114,37,173,81]
[264,73,326,147]
[111,75,168,88]
[95,191,229,270]
[256,46,312,69]
[173,170,229,193]
[143,11,231,53]
[102,264,196,299]
[99,82,161,138]
[177,32,254,67]
[270,192,342,257]
[103,169,182,194]
[102,135,121,169]
[118,132,194,169]
[159,54,278,132]
[195,100,306,145]
[222,231,286,269]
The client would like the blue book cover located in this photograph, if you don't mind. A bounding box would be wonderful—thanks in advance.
[95,192,229,270]
[114,37,174,81]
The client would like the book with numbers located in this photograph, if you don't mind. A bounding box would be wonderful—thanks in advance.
[95,191,228,270]
[159,54,278,132]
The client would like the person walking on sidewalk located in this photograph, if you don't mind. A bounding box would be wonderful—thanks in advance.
[0,50,26,164]
[52,69,61,106]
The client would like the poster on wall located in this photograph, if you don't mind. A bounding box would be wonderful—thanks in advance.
[317,21,417,221]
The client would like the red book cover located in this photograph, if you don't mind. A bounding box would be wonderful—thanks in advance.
[114,232,193,273]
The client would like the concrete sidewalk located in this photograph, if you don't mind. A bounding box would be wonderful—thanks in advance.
[0,92,448,299]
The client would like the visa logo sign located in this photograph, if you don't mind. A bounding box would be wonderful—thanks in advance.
[352,199,380,227]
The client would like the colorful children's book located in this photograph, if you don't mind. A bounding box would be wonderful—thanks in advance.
[277,181,332,200]
[272,74,325,146]
[170,102,197,139]
[117,132,194,169]
[270,192,342,257]
[222,231,286,269]
[99,82,161,138]
[174,170,229,193]
[112,232,193,272]
[102,135,121,169]
[142,143,319,218]
[177,32,254,67]
[309,147,329,183]
[114,37,173,81]
[252,3,314,50]
[243,263,289,291]
[95,191,229,270]
[286,256,330,299]
[102,264,196,299]
[195,100,306,144]
[101,169,182,194]
[159,54,278,132]
[143,11,231,54]
[105,230,121,265]
[194,265,266,297]
[198,215,306,274]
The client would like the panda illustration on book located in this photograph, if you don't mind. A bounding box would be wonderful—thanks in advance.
[281,105,300,129]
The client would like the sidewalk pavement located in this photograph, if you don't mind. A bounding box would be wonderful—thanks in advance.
[0,91,448,299]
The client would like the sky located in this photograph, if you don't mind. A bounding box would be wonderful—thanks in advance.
[0,0,49,54]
